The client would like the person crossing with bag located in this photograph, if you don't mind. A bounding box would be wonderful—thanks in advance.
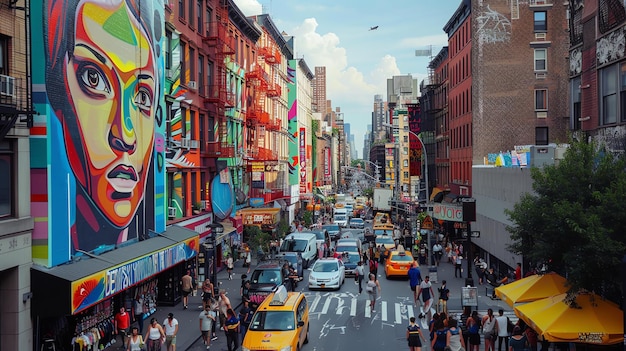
[366,273,381,313]
[482,309,497,351]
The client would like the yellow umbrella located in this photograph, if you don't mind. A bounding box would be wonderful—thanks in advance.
[495,272,568,307]
[515,293,623,345]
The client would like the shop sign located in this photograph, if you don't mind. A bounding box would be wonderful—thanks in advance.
[432,203,464,222]
[421,216,434,230]
[243,213,276,225]
[250,198,264,207]
[70,237,198,314]
[299,128,307,193]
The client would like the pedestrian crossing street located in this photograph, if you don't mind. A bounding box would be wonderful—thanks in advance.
[301,291,518,327]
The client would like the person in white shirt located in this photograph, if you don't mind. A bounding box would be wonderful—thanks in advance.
[494,309,510,351]
[163,313,179,351]
[432,243,443,266]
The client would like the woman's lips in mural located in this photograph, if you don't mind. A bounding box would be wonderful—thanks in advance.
[107,164,138,195]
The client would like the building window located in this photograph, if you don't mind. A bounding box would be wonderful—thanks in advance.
[188,0,194,27]
[621,62,626,122]
[198,55,204,95]
[0,35,8,75]
[180,41,186,84]
[571,76,581,130]
[205,7,212,37]
[403,160,408,167]
[535,127,548,145]
[534,49,547,71]
[197,0,203,34]
[0,141,14,218]
[189,47,195,86]
[207,60,213,94]
[601,64,618,124]
[178,0,185,20]
[534,11,547,31]
[535,89,548,110]
[165,31,172,70]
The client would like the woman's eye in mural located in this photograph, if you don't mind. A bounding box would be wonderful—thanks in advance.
[134,86,153,116]
[77,64,111,96]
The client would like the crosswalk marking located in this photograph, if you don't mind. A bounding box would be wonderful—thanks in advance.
[395,303,402,324]
[350,298,357,316]
[407,305,414,320]
[364,304,371,318]
[321,296,332,314]
[381,301,388,322]
[309,294,321,312]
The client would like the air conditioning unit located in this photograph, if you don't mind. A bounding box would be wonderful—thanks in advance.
[188,81,197,90]
[168,207,177,218]
[535,32,546,40]
[181,138,191,148]
[203,200,211,209]
[0,74,15,97]
[535,72,547,79]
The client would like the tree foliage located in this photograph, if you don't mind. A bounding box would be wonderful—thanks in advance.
[505,140,626,302]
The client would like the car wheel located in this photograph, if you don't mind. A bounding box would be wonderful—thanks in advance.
[304,324,309,344]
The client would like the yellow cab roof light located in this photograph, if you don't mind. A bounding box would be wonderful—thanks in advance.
[269,285,289,306]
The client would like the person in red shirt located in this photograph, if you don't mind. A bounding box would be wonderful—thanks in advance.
[515,263,522,281]
[114,306,131,348]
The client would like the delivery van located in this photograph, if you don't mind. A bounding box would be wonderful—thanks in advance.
[279,233,318,268]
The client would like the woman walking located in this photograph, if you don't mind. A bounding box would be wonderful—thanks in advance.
[126,327,144,351]
[446,319,466,351]
[366,273,381,313]
[407,316,426,351]
[145,318,165,351]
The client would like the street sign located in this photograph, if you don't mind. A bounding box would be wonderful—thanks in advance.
[421,216,434,230]
[471,231,480,238]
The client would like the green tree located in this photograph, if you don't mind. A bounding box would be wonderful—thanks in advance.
[362,187,373,199]
[505,140,626,302]
[245,225,272,254]
[302,210,313,227]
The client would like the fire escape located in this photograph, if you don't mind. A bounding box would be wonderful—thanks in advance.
[202,0,235,158]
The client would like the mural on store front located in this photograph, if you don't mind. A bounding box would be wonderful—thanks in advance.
[71,236,198,314]
[287,60,299,185]
[32,0,166,264]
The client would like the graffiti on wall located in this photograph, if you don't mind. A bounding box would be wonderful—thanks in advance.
[34,0,166,264]
[287,60,299,185]
[476,5,511,44]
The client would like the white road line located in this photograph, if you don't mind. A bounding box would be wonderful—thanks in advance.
[365,303,371,318]
[407,304,414,320]
[321,296,332,314]
[350,298,357,316]
[381,301,388,322]
[309,295,321,313]
[395,303,402,324]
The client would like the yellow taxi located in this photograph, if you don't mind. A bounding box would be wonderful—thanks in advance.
[384,245,416,278]
[242,285,309,351]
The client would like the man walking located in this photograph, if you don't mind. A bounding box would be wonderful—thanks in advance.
[199,304,216,349]
[163,313,179,351]
[408,261,422,306]
[437,280,449,314]
[455,254,463,278]
[224,308,240,351]
[181,270,193,309]
[113,306,130,348]
[355,261,365,293]
[494,309,510,351]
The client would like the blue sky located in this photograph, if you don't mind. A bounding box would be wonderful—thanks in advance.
[233,0,462,158]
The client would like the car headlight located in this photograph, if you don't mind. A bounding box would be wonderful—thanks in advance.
[331,275,339,282]
[279,346,292,351]
[309,276,316,283]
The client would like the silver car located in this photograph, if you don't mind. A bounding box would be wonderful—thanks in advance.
[308,258,345,290]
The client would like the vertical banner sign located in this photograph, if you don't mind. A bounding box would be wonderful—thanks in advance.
[251,162,265,189]
[324,148,331,179]
[287,60,299,185]
[299,128,307,193]
[408,104,422,177]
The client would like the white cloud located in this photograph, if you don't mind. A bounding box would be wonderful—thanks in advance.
[233,0,263,16]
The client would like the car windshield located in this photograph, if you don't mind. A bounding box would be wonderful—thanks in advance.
[279,239,307,252]
[312,231,326,241]
[391,253,414,262]
[313,261,339,272]
[351,219,363,224]
[376,236,394,245]
[249,311,295,331]
[250,269,282,284]
[334,215,347,221]
[323,225,339,232]
[336,245,359,254]
[282,256,297,266]
[374,229,394,236]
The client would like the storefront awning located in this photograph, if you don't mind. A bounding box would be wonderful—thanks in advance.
[238,207,281,226]
[31,225,199,318]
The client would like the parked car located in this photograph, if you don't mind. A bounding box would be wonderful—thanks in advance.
[280,233,318,268]
[349,218,365,229]
[308,258,345,290]
[322,224,342,241]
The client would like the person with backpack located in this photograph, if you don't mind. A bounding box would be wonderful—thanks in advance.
[430,319,448,351]
[369,258,379,279]
[366,273,381,313]
[446,318,466,351]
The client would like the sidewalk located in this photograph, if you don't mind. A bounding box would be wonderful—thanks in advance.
[104,258,251,351]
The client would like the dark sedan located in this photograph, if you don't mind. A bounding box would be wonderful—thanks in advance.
[322,224,342,241]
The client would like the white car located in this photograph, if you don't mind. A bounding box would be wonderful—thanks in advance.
[308,258,345,290]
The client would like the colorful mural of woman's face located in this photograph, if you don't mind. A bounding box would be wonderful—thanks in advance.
[50,0,157,228]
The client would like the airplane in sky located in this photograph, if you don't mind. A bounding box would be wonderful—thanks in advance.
[369,25,379,31]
